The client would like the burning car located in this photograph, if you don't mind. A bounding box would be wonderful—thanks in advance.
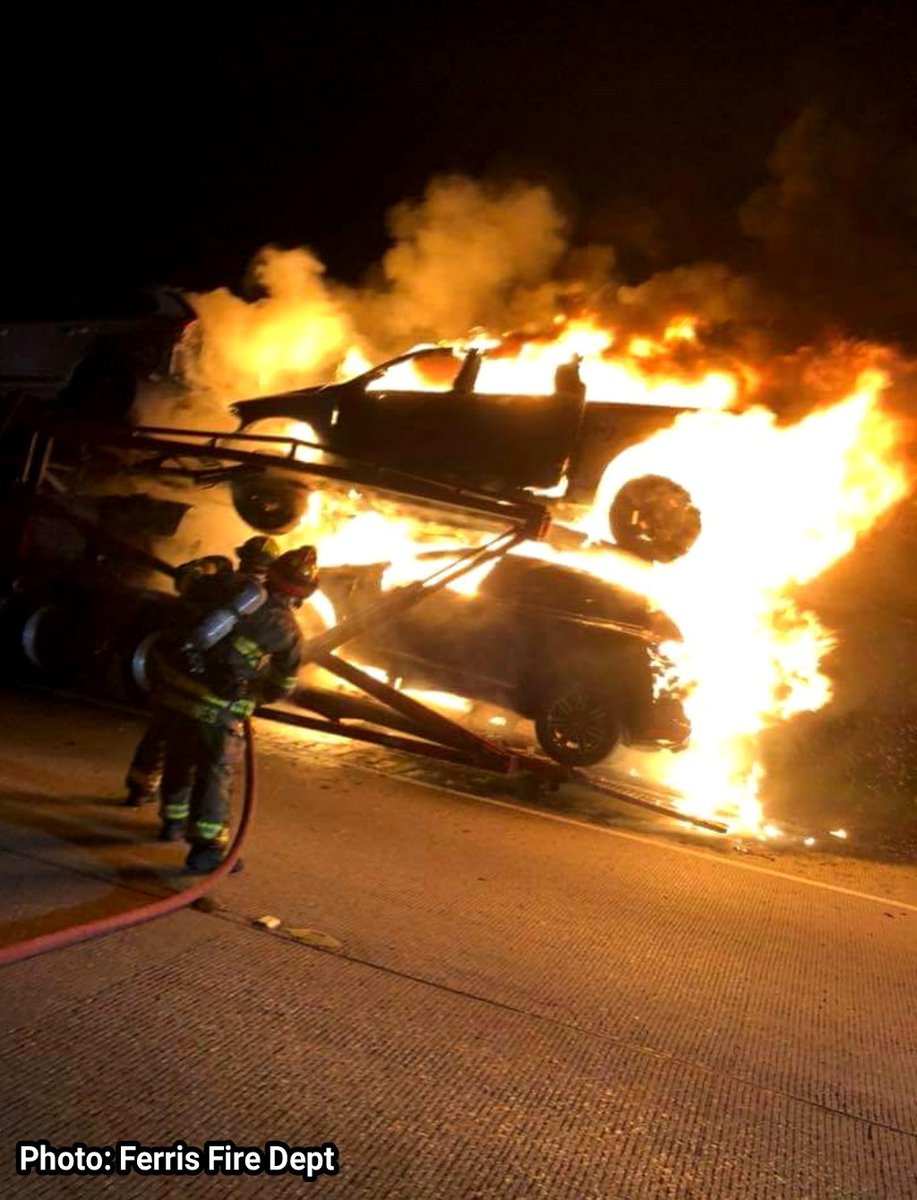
[325,553,690,766]
[230,345,710,563]
[1,515,688,769]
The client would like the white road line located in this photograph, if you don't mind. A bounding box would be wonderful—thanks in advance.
[4,728,915,915]
[345,761,917,914]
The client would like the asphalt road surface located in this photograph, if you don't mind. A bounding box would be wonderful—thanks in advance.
[0,689,915,1199]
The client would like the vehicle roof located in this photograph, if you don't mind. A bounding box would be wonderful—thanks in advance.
[480,555,659,628]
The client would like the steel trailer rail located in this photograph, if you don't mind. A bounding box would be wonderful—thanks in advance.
[30,420,554,538]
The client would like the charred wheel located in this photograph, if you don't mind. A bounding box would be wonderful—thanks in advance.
[608,474,701,563]
[230,473,308,534]
[534,685,620,766]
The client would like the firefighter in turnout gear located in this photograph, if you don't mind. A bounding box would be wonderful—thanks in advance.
[122,538,281,808]
[156,545,317,873]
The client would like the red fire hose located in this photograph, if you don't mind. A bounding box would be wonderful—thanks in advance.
[0,721,256,968]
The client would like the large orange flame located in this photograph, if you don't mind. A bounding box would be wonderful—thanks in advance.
[346,317,745,411]
[582,369,908,829]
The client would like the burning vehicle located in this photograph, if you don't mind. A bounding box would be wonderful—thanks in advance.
[230,344,713,563]
[2,531,689,769]
[325,553,690,766]
[0,264,907,835]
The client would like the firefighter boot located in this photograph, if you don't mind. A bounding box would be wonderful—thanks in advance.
[158,819,187,842]
[184,842,243,873]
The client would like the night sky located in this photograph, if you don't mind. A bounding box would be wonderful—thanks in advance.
[6,2,917,333]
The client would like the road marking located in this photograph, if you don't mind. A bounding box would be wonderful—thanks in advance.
[345,761,917,913]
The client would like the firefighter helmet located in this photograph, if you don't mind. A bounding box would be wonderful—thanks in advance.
[266,545,319,598]
[236,535,280,575]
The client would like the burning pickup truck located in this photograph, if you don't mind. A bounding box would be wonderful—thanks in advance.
[231,345,716,563]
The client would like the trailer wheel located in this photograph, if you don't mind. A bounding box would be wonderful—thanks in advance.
[608,474,701,563]
[535,685,620,766]
[230,475,308,534]
[130,631,161,695]
[21,605,68,671]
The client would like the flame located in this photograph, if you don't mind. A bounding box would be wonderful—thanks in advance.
[401,688,473,713]
[664,316,698,343]
[358,318,742,410]
[579,369,908,830]
[183,247,353,398]
[338,346,374,381]
[306,588,337,631]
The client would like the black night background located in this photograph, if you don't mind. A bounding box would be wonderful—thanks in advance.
[5,1,917,345]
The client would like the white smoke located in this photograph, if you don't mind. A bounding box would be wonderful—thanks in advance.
[174,177,570,404]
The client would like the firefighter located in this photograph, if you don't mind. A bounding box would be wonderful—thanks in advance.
[155,545,317,873]
[122,539,279,807]
[123,554,233,807]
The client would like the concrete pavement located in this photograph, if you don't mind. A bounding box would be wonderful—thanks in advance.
[0,691,915,1198]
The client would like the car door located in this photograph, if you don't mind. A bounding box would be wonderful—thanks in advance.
[335,351,583,492]
[353,582,523,703]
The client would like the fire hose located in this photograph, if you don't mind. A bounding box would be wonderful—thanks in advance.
[0,721,256,968]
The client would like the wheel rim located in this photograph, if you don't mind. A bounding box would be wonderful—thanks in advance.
[609,474,701,562]
[543,689,611,758]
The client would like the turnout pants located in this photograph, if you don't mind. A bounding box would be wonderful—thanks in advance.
[124,715,169,804]
[157,706,244,846]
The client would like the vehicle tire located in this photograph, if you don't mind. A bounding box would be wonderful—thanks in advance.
[19,602,80,679]
[608,474,701,563]
[62,351,137,424]
[230,474,308,534]
[127,630,161,697]
[534,685,620,767]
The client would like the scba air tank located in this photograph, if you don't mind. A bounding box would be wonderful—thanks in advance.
[185,579,266,654]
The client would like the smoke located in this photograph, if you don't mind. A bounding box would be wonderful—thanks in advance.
[617,263,761,330]
[170,173,797,414]
[352,175,568,347]
[168,101,917,424]
[740,103,917,340]
[182,246,354,398]
[176,177,570,403]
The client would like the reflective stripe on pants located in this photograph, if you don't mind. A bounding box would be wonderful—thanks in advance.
[157,707,243,846]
